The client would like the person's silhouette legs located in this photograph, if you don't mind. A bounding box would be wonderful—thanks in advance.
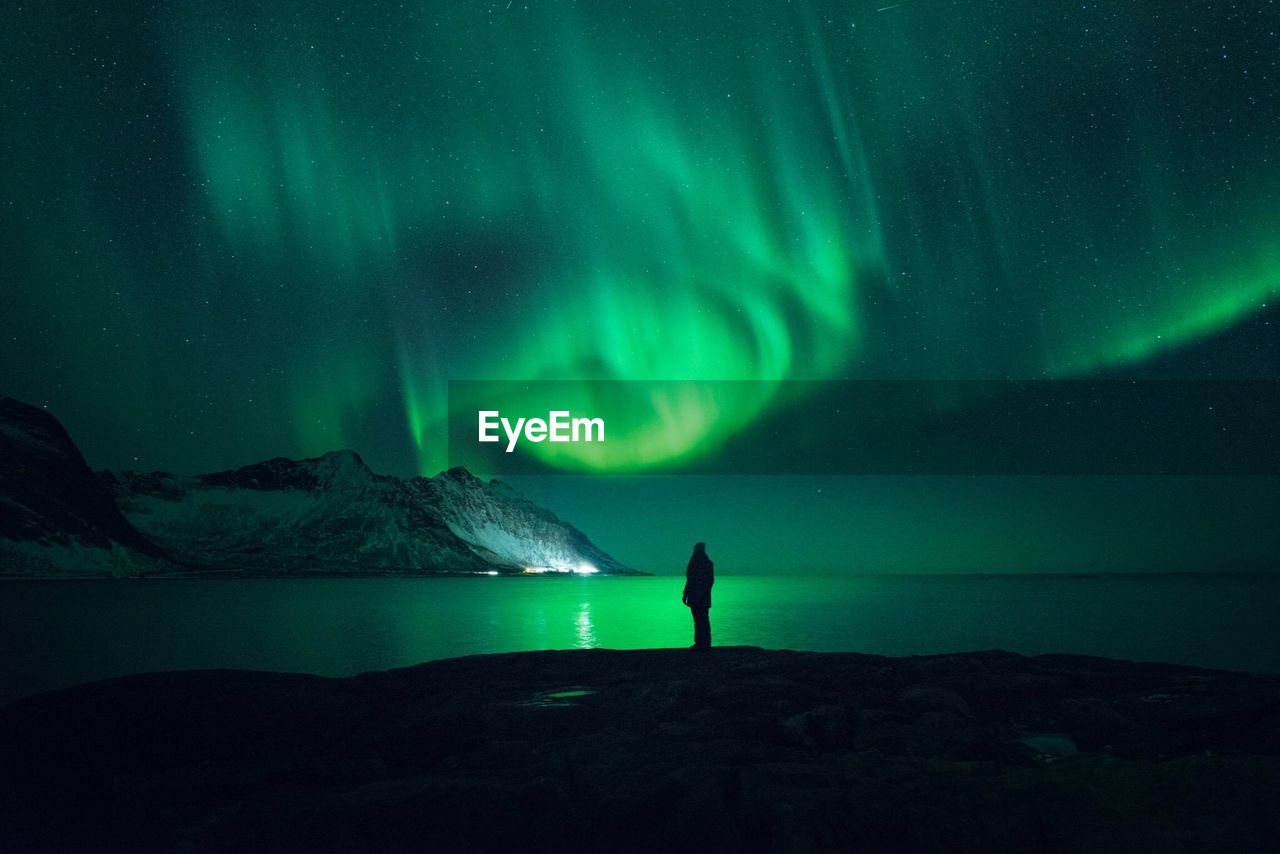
[691,605,711,650]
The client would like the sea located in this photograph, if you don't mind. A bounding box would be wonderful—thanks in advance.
[2,573,1277,705]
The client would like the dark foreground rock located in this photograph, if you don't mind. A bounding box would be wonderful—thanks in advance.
[2,648,1278,853]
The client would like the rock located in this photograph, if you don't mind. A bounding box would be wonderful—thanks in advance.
[780,704,853,750]
[1,647,1278,853]
[1061,698,1132,750]
[899,686,975,720]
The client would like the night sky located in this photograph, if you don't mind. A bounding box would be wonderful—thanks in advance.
[3,1,1278,573]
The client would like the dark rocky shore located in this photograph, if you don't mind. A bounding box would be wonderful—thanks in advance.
[2,647,1278,853]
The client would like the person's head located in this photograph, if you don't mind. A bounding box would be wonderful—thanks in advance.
[693,541,706,555]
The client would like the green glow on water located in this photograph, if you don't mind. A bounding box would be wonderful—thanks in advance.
[3,576,1278,706]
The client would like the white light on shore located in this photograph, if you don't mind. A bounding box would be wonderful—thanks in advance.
[521,563,598,575]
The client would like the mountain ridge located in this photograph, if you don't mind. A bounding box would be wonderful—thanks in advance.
[0,396,639,578]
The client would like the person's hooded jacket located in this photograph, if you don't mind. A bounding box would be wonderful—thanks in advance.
[683,543,714,608]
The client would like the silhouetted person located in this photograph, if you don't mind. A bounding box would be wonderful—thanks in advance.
[682,541,714,650]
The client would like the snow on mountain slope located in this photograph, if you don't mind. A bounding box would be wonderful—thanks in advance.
[426,467,630,574]
[0,395,636,577]
[104,453,638,575]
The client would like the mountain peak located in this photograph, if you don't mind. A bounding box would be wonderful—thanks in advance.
[0,396,63,439]
[0,396,159,568]
[194,448,377,493]
[318,449,367,468]
[310,449,372,482]
[1,397,638,577]
[439,465,480,483]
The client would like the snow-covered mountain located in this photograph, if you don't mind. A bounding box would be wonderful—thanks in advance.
[0,396,637,577]
[426,466,632,574]
[102,452,636,576]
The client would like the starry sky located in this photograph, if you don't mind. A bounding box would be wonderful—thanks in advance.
[2,0,1278,572]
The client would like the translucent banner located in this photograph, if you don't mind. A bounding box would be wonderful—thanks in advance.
[447,380,1280,475]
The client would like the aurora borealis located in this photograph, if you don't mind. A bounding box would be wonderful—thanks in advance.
[3,1,1279,572]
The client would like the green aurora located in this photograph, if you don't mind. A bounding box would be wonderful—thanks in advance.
[2,1,1279,572]
[3,0,1278,475]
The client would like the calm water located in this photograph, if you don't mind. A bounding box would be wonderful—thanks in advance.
[2,574,1277,705]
